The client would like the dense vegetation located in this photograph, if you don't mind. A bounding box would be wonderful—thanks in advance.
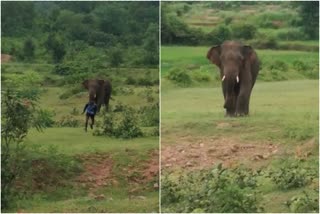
[161,1,318,49]
[1,1,159,212]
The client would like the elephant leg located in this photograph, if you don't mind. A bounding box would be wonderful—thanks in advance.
[224,95,237,116]
[236,87,251,116]
[105,95,110,112]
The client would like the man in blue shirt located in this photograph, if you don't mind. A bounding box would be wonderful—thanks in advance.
[83,100,97,132]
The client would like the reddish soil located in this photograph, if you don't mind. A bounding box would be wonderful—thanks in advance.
[75,153,113,190]
[162,137,281,171]
[1,54,12,63]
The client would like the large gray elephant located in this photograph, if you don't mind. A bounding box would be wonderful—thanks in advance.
[207,41,260,116]
[82,79,112,112]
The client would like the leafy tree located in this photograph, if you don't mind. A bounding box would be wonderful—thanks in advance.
[143,23,159,65]
[22,38,35,61]
[44,34,66,63]
[1,90,45,209]
[298,1,319,39]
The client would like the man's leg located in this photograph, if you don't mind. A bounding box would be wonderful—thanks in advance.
[85,115,89,132]
[90,115,95,129]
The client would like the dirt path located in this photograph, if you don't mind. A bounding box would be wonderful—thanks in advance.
[162,136,281,171]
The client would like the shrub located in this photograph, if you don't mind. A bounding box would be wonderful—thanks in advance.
[94,107,143,139]
[125,76,137,85]
[167,68,192,86]
[267,160,314,190]
[292,60,309,71]
[251,35,278,49]
[35,109,55,127]
[231,23,257,40]
[286,190,319,213]
[114,108,143,139]
[1,90,45,209]
[206,24,232,44]
[275,28,307,41]
[162,164,263,213]
[138,103,159,127]
[93,110,115,137]
[191,70,211,82]
[268,60,288,72]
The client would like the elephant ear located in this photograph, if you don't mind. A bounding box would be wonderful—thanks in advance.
[242,45,254,62]
[207,45,221,67]
[82,80,89,89]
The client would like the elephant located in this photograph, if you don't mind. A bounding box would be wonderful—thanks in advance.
[207,41,260,116]
[82,79,112,112]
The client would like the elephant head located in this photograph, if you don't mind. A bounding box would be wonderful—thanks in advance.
[207,41,258,116]
[82,79,112,112]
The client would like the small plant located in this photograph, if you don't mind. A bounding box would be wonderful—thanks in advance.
[267,160,313,190]
[167,68,192,87]
[114,108,143,139]
[95,107,142,139]
[138,102,159,127]
[286,190,319,213]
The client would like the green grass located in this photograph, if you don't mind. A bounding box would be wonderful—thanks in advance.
[161,79,318,212]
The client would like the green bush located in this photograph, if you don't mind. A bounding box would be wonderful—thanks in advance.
[139,103,159,127]
[275,28,307,41]
[231,23,257,40]
[250,34,278,49]
[268,60,288,72]
[206,24,232,44]
[1,90,46,210]
[286,190,319,213]
[292,60,309,71]
[94,107,143,139]
[268,160,314,190]
[35,109,55,127]
[162,164,263,213]
[191,70,211,82]
[167,68,192,87]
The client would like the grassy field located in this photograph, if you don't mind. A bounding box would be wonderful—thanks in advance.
[2,62,159,213]
[161,45,319,212]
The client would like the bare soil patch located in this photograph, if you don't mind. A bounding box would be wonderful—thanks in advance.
[1,54,12,63]
[162,136,281,171]
[75,153,113,191]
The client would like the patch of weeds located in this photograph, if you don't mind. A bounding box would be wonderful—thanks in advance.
[161,164,263,213]
[267,160,315,190]
[285,190,319,213]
